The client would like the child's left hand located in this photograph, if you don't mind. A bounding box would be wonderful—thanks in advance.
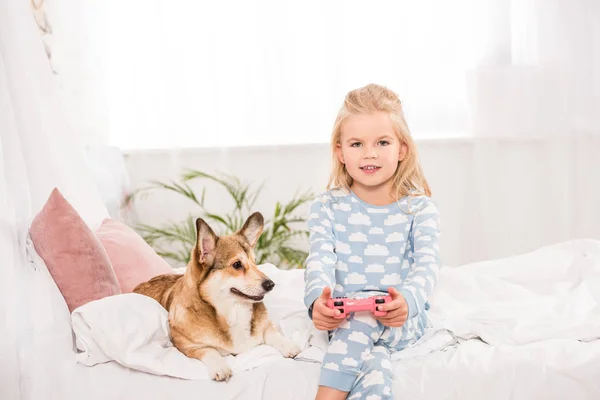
[375,287,408,328]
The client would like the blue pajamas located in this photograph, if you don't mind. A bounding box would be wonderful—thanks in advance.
[320,311,422,399]
[303,188,441,399]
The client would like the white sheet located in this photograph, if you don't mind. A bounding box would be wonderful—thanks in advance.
[71,283,455,381]
[67,239,600,400]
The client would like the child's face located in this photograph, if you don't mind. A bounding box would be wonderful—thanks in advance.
[336,112,407,193]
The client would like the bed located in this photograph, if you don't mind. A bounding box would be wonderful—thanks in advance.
[16,236,600,400]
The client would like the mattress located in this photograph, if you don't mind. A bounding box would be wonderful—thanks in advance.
[65,337,600,400]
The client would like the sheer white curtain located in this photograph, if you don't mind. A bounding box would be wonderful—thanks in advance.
[0,0,108,398]
[106,0,599,149]
[45,0,110,146]
[460,0,600,264]
[0,41,25,400]
[106,0,486,149]
[467,0,600,137]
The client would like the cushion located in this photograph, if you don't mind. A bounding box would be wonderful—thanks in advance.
[95,218,173,293]
[29,188,121,312]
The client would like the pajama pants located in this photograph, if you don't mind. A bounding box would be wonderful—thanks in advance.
[319,312,425,400]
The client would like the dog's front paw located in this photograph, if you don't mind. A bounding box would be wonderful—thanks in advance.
[204,357,233,381]
[274,337,302,359]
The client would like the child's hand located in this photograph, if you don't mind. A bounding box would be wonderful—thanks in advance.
[375,287,408,328]
[311,287,345,331]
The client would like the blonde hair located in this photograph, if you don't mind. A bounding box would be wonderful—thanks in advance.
[327,83,431,200]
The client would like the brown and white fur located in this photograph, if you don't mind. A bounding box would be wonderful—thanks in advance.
[134,212,301,381]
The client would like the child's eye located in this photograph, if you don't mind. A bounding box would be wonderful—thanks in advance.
[378,140,390,146]
[350,142,362,148]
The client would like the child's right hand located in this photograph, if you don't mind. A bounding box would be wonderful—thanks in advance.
[311,287,344,331]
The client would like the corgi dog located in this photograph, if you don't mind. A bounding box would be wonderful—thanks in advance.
[134,212,301,381]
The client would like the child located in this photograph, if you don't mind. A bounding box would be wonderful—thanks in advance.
[304,83,441,400]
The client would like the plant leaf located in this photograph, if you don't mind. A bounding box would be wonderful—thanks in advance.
[129,168,313,271]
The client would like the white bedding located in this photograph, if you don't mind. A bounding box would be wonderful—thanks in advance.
[70,274,455,381]
[61,239,600,399]
[71,293,289,380]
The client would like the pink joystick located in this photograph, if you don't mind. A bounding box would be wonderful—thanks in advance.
[326,295,392,319]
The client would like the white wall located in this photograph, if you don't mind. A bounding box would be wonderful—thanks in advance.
[124,135,600,268]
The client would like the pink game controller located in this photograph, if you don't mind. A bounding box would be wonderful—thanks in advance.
[326,295,393,319]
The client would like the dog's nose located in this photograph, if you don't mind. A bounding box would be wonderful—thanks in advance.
[262,280,275,292]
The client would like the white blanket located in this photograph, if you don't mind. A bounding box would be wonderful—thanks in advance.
[72,239,600,380]
[72,293,287,380]
[430,239,600,345]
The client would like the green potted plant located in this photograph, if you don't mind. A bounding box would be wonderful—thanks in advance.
[126,169,313,269]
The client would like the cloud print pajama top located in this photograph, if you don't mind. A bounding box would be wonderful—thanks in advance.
[303,188,441,398]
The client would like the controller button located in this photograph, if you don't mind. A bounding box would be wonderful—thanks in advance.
[334,301,344,306]
[375,298,385,304]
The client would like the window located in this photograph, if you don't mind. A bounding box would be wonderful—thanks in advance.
[107,0,488,149]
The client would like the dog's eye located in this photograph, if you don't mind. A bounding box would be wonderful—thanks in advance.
[232,261,243,270]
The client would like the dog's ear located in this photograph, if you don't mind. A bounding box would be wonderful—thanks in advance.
[195,218,218,263]
[238,212,264,247]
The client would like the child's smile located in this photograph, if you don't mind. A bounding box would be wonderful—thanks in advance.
[359,164,381,175]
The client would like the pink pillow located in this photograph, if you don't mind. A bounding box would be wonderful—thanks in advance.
[95,219,173,293]
[30,188,121,312]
